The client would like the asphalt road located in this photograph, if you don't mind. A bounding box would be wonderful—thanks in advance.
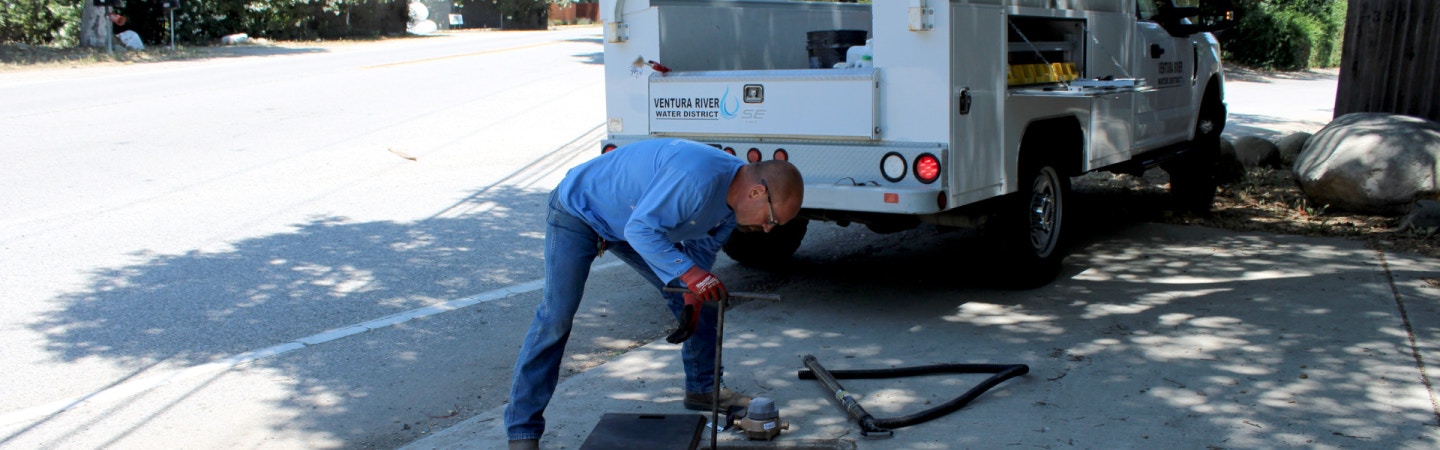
[0,27,646,449]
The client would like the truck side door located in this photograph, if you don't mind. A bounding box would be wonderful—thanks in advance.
[1132,0,1197,150]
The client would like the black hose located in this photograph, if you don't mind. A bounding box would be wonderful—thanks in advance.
[798,358,1029,430]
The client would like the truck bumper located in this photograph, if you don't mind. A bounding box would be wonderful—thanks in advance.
[805,183,944,215]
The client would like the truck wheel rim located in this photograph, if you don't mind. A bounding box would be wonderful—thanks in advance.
[1028,167,1062,258]
[1198,117,1218,136]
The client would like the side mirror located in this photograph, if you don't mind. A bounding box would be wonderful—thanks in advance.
[1156,1,1235,37]
[1192,1,1236,32]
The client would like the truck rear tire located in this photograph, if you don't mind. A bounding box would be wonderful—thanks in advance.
[722,218,808,268]
[994,162,1068,288]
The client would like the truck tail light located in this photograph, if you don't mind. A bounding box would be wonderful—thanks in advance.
[880,152,906,182]
[747,148,762,163]
[602,143,618,154]
[773,148,788,161]
[914,153,940,184]
[723,147,736,156]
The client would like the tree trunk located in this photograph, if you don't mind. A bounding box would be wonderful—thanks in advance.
[79,4,111,48]
[1334,0,1440,122]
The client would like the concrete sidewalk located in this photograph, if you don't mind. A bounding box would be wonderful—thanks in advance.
[406,223,1440,449]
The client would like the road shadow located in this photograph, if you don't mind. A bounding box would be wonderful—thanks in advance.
[563,36,603,65]
[18,183,553,448]
[191,45,330,59]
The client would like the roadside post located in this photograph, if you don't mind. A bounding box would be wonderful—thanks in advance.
[93,0,114,54]
[161,0,181,49]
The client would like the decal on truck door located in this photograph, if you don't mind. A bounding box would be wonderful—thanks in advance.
[1156,60,1185,87]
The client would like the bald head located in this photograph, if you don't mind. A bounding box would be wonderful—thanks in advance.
[728,160,804,232]
[751,160,804,214]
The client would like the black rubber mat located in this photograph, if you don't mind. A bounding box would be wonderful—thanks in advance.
[579,413,706,450]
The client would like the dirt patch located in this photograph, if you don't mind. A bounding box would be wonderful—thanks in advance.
[1073,168,1440,259]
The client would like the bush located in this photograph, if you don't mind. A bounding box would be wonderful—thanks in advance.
[1221,0,1346,70]
[133,0,409,45]
[0,0,81,46]
[2,0,408,47]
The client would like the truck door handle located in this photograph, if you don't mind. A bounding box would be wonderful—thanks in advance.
[1150,44,1165,59]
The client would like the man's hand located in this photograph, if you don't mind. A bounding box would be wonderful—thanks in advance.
[665,293,703,344]
[679,266,728,303]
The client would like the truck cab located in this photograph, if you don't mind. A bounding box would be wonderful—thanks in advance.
[599,0,1233,285]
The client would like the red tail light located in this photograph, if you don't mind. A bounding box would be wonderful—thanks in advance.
[914,153,940,184]
[773,148,789,161]
[723,146,736,156]
[602,144,618,154]
[746,148,762,163]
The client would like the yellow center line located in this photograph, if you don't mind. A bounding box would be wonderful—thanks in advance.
[361,41,561,69]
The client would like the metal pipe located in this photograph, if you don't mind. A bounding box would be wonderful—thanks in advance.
[661,287,782,302]
[710,295,724,450]
[800,354,893,438]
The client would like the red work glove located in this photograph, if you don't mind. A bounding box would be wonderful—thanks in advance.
[665,293,703,344]
[679,266,727,303]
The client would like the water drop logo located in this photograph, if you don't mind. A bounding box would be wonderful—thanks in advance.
[719,87,740,119]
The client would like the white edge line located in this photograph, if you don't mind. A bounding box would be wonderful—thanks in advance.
[0,261,625,429]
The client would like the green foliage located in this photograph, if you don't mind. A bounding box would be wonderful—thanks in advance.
[2,0,407,46]
[0,0,82,45]
[1222,0,1346,70]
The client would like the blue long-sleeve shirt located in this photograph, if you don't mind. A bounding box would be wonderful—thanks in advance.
[554,138,744,284]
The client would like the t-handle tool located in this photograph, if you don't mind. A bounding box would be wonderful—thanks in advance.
[661,286,781,450]
[661,287,780,344]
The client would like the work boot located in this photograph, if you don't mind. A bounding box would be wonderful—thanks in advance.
[683,387,752,411]
[508,439,539,450]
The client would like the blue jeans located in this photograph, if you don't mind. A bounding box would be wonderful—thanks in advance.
[504,193,721,441]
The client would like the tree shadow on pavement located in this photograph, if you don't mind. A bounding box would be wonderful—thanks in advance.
[694,187,1440,449]
[18,186,560,449]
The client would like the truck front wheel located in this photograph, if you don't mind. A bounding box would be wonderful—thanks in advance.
[1166,92,1225,212]
[722,218,809,269]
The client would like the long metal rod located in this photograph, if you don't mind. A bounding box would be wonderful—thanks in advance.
[661,287,781,302]
[711,295,724,450]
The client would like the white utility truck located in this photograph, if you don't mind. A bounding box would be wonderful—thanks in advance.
[599,0,1234,284]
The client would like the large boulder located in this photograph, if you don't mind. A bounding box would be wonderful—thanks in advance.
[1276,132,1311,168]
[1294,113,1440,213]
[1216,137,1246,184]
[1233,135,1283,169]
[1399,199,1440,233]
